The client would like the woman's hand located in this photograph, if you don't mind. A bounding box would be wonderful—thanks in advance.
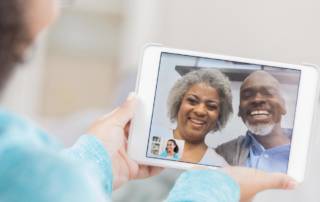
[88,93,163,189]
[222,166,298,202]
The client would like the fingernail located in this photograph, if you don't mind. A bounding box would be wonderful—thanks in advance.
[127,92,136,101]
[287,180,298,189]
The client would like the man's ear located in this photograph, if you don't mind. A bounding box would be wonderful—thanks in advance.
[238,106,246,123]
[280,97,287,115]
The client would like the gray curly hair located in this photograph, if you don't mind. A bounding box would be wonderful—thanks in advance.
[167,69,233,131]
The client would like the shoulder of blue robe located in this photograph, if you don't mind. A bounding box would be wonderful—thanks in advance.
[0,109,60,149]
[0,141,111,202]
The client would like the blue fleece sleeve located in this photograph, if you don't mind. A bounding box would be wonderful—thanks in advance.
[0,110,113,202]
[166,170,240,202]
[0,141,111,202]
[63,135,113,194]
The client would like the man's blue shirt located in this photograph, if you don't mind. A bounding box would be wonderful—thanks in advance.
[245,130,291,173]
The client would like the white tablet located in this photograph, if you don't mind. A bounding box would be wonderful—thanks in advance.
[128,45,319,182]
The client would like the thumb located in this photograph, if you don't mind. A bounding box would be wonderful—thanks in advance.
[108,93,138,126]
[246,170,298,195]
[222,166,298,202]
[261,173,298,190]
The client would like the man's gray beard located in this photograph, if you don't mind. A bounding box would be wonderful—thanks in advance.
[245,121,275,136]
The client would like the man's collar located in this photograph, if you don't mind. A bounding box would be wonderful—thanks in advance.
[246,128,292,142]
[245,128,292,154]
[246,132,265,154]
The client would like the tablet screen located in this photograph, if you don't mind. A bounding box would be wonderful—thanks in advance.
[146,52,301,173]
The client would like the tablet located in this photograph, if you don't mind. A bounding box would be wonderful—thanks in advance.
[128,45,319,182]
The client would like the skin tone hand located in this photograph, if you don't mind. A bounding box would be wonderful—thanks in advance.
[88,93,163,189]
[222,166,298,202]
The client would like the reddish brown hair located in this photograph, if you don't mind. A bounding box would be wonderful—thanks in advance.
[0,0,32,92]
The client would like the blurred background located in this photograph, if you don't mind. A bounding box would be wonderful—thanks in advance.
[1,0,319,201]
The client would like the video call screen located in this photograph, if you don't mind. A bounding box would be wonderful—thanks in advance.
[146,52,301,173]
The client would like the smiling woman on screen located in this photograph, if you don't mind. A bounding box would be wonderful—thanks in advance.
[166,69,233,166]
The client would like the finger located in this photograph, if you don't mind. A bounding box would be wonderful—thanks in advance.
[244,170,298,192]
[222,166,298,193]
[124,121,131,139]
[108,93,138,126]
[148,166,164,176]
[264,173,298,190]
[241,198,253,202]
[135,165,164,179]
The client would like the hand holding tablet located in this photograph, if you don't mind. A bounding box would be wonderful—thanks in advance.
[128,45,319,182]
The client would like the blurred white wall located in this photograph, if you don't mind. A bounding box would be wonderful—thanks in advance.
[0,36,46,119]
[121,0,320,66]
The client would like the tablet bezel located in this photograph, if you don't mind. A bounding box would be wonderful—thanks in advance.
[128,45,320,182]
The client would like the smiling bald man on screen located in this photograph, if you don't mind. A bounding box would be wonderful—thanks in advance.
[216,70,291,173]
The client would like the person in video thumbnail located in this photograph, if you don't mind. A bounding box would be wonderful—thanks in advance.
[160,139,180,160]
